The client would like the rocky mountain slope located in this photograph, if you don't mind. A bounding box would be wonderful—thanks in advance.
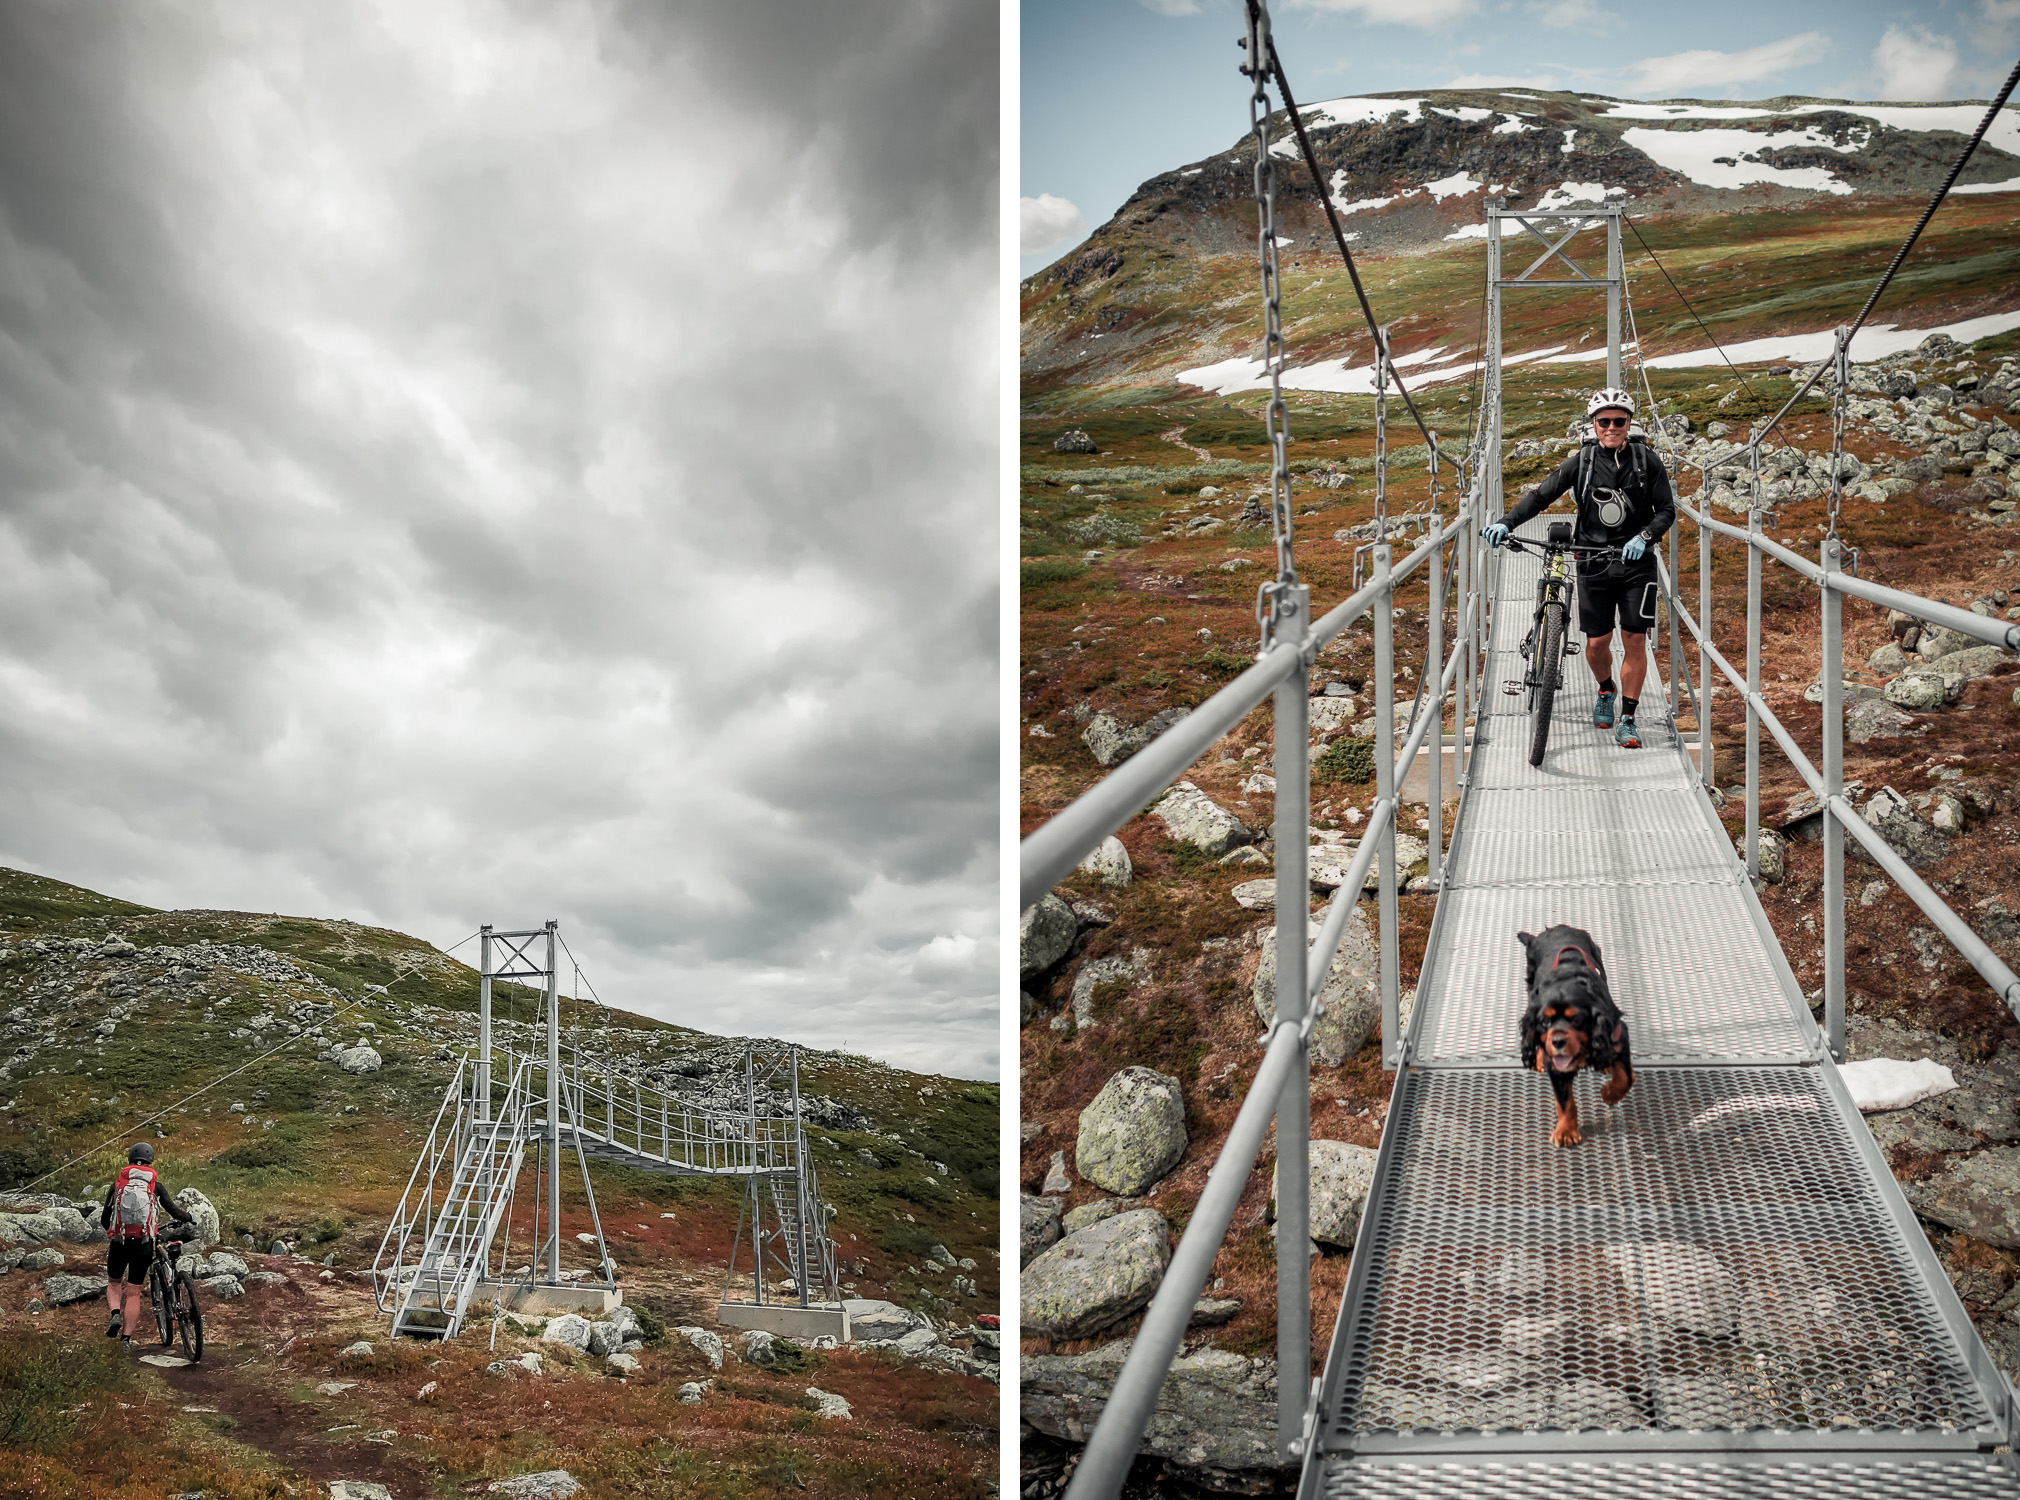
[1023,90,2020,398]
[0,865,998,1497]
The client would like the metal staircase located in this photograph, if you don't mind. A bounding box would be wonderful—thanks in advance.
[386,1058,533,1339]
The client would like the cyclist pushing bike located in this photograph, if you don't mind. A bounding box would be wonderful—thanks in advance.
[102,1142,196,1349]
[1482,388,1676,749]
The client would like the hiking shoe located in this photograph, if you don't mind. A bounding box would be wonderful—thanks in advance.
[1615,717,1641,749]
[120,1336,134,1353]
[105,1310,122,1338]
[1592,690,1615,728]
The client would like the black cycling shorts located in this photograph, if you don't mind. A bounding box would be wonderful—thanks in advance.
[107,1238,152,1283]
[1578,561,1659,636]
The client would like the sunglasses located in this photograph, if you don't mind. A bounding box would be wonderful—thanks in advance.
[1594,416,1630,428]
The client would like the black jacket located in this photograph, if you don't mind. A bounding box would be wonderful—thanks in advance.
[1499,441,1676,561]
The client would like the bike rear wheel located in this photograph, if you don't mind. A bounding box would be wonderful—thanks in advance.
[174,1273,203,1362]
[147,1260,174,1344]
[1529,601,1566,766]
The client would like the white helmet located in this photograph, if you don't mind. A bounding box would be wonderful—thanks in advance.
[1586,387,1636,418]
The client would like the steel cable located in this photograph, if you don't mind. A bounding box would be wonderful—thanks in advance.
[1624,217,1758,404]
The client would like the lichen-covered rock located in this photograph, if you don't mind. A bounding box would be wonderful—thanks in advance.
[206,1274,246,1301]
[332,1044,382,1075]
[1735,830,1784,883]
[174,1188,221,1247]
[1063,1199,1123,1236]
[41,1271,108,1304]
[1076,1067,1187,1196]
[1935,643,2017,679]
[1152,781,1251,857]
[1850,787,1950,869]
[1273,1140,1378,1248]
[1020,1209,1171,1339]
[1252,915,1381,1067]
[1054,429,1098,454]
[1022,1338,1280,1471]
[1021,1193,1062,1267]
[1076,836,1134,887]
[487,1473,581,1500]
[1020,895,1078,980]
[1902,1146,2020,1248]
[1083,708,1189,768]
[805,1386,853,1419]
[1884,671,1949,710]
[1068,948,1152,1027]
[542,1313,593,1351]
[676,1326,724,1369]
[1846,697,1915,743]
[0,1205,96,1246]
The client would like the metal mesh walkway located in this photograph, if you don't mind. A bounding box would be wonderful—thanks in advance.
[1307,527,2020,1496]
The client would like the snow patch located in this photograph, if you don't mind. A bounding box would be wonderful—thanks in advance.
[1269,136,1302,160]
[1532,310,2020,368]
[1838,1057,1956,1113]
[1534,181,1612,211]
[1560,129,1578,154]
[1603,100,2020,159]
[1445,223,1491,240]
[1297,96,1426,129]
[1493,118,1535,135]
[1623,126,1858,195]
[1429,105,1493,122]
[1180,168,1203,177]
[1954,176,2020,195]
[1328,170,1401,217]
[1423,171,1482,202]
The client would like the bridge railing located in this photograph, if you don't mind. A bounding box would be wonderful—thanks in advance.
[1660,485,2020,1060]
[1023,462,1491,1493]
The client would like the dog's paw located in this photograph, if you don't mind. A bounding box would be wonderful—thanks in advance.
[1550,1119,1583,1148]
[1600,1066,1634,1107]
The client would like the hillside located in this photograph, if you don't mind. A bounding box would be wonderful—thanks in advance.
[0,866,999,1498]
[1019,89,2020,1495]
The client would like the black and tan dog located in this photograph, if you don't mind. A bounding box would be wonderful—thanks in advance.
[1517,924,1635,1147]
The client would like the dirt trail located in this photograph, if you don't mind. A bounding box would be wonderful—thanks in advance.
[1160,426,1213,462]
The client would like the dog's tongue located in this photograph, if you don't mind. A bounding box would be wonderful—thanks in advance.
[1549,1055,1578,1072]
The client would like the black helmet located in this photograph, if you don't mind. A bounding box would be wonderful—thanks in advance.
[127,1142,155,1165]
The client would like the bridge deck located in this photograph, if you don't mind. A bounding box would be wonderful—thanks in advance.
[1305,529,2020,1496]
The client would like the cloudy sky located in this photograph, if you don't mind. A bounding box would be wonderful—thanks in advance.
[1022,0,2020,276]
[0,1,1000,1079]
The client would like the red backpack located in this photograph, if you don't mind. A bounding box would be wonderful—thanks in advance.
[109,1164,160,1239]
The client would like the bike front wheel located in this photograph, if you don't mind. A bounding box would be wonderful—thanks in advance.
[1529,601,1566,767]
[174,1273,203,1362]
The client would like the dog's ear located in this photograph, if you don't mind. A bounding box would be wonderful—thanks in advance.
[1586,1007,1616,1069]
[1516,930,1534,949]
[1517,931,1539,987]
[1584,933,1606,974]
[1518,1006,1540,1070]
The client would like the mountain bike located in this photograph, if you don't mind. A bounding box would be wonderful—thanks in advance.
[146,1225,203,1361]
[1502,524,1621,766]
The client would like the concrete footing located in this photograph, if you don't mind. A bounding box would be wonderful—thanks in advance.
[717,1300,851,1342]
[496,1282,622,1317]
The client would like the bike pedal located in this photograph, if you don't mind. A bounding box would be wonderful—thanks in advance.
[1564,639,1580,656]
[1501,680,1523,696]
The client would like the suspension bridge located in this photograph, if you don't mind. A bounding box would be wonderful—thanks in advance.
[371,923,843,1344]
[1023,9,2020,1496]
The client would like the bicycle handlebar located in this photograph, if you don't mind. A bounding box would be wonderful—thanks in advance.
[1502,537,1622,560]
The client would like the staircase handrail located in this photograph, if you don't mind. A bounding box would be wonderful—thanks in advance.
[372,1055,470,1311]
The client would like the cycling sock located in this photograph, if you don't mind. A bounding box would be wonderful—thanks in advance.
[1598,678,1616,694]
[1622,696,1639,718]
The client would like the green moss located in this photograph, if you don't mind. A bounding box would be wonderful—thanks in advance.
[1315,736,1377,785]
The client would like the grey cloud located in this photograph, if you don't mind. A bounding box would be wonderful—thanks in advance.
[0,0,998,1076]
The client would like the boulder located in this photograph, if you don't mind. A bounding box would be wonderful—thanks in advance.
[1273,1140,1378,1248]
[332,1044,382,1075]
[1902,1147,2020,1248]
[1083,708,1189,768]
[0,1205,96,1246]
[1868,641,1911,674]
[1054,429,1099,455]
[487,1474,581,1500]
[1884,671,1950,710]
[675,1326,724,1370]
[1152,781,1251,856]
[41,1271,108,1304]
[739,1330,782,1366]
[340,1341,374,1358]
[805,1387,853,1420]
[1021,1194,1062,1267]
[842,1299,931,1343]
[1063,1199,1123,1236]
[543,1313,594,1352]
[1023,1338,1280,1472]
[242,1271,287,1290]
[678,1381,707,1403]
[1020,1209,1171,1339]
[1851,787,1950,870]
[1068,949,1152,1028]
[207,1274,246,1301]
[1734,830,1784,883]
[1076,1067,1187,1196]
[329,1486,393,1500]
[1076,836,1134,887]
[1937,644,2016,679]
[1252,915,1381,1068]
[16,1249,63,1272]
[1846,697,1916,743]
[607,1352,640,1373]
[1020,895,1078,980]
[173,1188,221,1248]
[204,1250,250,1279]
[1190,1297,1241,1327]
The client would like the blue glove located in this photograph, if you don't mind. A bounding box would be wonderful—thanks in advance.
[1481,523,1510,549]
[1622,535,1648,562]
